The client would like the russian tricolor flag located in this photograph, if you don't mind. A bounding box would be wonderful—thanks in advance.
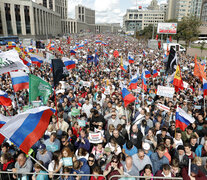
[176,107,195,131]
[30,54,44,67]
[75,42,80,46]
[143,50,146,57]
[78,44,84,49]
[10,71,29,92]
[153,70,158,78]
[20,57,31,67]
[141,71,147,92]
[203,78,207,97]
[128,55,134,64]
[95,40,102,44]
[70,50,76,56]
[0,90,12,106]
[129,74,138,89]
[62,57,76,69]
[28,46,33,52]
[85,39,88,44]
[121,84,136,107]
[0,106,55,154]
[101,42,107,46]
[145,70,151,78]
[104,50,108,57]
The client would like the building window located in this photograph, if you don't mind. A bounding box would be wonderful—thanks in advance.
[134,14,138,19]
[24,6,31,34]
[82,7,84,14]
[49,0,53,10]
[43,0,47,7]
[0,10,3,34]
[5,3,13,35]
[79,7,81,14]
[129,14,133,19]
[82,15,84,22]
[15,5,21,34]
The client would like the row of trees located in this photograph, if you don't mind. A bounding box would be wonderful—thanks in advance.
[138,15,202,50]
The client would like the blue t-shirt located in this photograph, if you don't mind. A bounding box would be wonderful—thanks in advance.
[123,144,138,156]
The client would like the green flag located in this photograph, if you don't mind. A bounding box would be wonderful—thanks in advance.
[29,74,52,104]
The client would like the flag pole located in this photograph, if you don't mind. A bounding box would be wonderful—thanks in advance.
[54,89,59,128]
[2,105,11,116]
[29,154,49,172]
[125,107,128,125]
[0,130,49,172]
[204,96,206,117]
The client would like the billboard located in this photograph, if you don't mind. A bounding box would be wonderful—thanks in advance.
[157,23,177,34]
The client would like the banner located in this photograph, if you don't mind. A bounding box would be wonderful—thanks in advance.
[0,50,28,75]
[157,85,175,98]
[157,23,177,34]
[89,132,102,144]
[29,74,52,104]
[157,103,170,112]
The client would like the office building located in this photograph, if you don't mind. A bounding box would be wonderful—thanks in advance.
[75,5,95,25]
[166,0,177,20]
[191,0,203,18]
[0,0,62,38]
[123,9,165,33]
[201,0,207,22]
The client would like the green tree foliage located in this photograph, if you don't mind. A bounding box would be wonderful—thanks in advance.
[139,24,153,39]
[177,16,201,50]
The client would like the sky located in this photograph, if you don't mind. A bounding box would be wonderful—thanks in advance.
[68,0,167,24]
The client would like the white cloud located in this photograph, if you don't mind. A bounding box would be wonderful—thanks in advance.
[67,0,124,24]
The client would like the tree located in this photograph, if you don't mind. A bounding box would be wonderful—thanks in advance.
[200,41,205,57]
[177,16,201,52]
[139,25,153,40]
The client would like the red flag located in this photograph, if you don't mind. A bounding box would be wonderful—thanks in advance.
[58,47,64,54]
[169,36,172,42]
[67,36,71,44]
[156,35,158,40]
[173,65,184,92]
[113,50,119,58]
[194,55,206,81]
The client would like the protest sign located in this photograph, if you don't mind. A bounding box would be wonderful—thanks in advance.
[89,132,102,144]
[157,85,175,98]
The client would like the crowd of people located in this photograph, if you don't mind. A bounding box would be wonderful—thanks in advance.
[0,34,207,180]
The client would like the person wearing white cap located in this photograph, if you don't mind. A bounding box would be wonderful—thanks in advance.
[143,142,153,157]
[132,149,152,172]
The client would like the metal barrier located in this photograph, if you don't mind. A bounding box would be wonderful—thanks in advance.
[0,171,184,180]
[109,175,183,180]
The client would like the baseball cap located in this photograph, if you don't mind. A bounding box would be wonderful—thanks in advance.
[142,142,150,151]
[38,144,46,150]
[191,164,198,175]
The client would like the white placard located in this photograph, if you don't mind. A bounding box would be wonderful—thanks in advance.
[157,103,170,112]
[82,81,91,87]
[89,132,102,144]
[183,81,189,89]
[157,85,175,98]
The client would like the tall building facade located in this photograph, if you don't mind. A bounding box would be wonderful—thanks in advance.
[166,0,177,20]
[123,9,165,33]
[191,0,203,18]
[75,5,95,25]
[201,0,207,22]
[0,0,61,38]
[175,0,192,21]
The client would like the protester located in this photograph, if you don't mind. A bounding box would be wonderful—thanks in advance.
[0,34,207,180]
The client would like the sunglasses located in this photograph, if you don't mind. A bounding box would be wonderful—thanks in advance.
[112,160,118,163]
[139,155,145,158]
[88,159,94,162]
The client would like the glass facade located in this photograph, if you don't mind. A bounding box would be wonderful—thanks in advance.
[15,5,21,34]
[5,3,13,35]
